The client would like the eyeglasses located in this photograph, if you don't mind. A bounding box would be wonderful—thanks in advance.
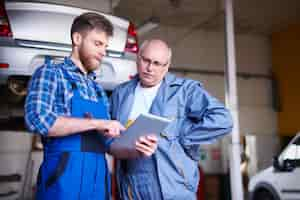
[139,55,168,68]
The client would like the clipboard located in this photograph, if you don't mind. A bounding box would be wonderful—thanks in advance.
[111,113,172,152]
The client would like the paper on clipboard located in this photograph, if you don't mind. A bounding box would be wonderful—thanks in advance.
[111,113,172,151]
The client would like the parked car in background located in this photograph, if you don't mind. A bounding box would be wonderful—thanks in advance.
[0,0,138,109]
[248,132,300,200]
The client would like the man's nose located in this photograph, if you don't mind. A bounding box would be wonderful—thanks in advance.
[146,62,154,71]
[99,47,106,57]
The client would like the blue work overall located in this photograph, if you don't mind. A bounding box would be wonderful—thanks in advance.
[36,68,111,200]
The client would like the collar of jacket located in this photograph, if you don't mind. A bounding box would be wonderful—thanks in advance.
[63,57,97,80]
[131,72,184,87]
[122,73,184,118]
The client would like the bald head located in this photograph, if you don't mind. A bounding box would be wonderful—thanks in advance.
[139,39,172,63]
[137,39,172,87]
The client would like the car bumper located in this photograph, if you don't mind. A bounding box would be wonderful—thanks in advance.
[0,44,137,90]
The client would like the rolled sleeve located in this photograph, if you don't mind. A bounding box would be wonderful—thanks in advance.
[25,65,58,135]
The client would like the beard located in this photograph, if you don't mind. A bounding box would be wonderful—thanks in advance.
[78,48,101,72]
[82,57,100,72]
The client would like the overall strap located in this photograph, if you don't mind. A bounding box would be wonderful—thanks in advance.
[44,55,52,66]
[91,78,106,99]
[91,79,111,119]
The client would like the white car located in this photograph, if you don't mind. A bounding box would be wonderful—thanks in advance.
[248,133,300,200]
[0,0,138,104]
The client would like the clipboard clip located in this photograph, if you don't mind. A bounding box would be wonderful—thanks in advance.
[160,132,168,139]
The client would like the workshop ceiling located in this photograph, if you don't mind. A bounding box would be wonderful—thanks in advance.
[114,0,300,35]
[23,0,300,35]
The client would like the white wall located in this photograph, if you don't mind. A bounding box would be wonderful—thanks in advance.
[141,26,272,75]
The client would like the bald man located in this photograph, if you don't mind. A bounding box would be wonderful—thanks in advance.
[110,39,233,200]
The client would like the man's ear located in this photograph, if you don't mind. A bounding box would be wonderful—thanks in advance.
[72,32,82,46]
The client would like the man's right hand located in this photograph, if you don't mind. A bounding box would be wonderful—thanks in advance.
[47,117,125,138]
[95,120,125,137]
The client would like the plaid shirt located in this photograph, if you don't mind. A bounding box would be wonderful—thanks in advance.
[25,57,110,135]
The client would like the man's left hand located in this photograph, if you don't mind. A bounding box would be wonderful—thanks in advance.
[135,135,158,157]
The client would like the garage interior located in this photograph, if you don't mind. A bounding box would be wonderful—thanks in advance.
[1,0,300,199]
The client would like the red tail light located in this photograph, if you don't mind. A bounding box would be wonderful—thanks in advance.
[0,1,12,37]
[125,22,138,54]
[0,63,9,68]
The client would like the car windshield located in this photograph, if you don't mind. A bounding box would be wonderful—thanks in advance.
[280,136,300,161]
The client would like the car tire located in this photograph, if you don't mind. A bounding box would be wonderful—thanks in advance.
[254,190,276,200]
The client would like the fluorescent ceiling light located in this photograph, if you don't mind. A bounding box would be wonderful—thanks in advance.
[137,17,160,36]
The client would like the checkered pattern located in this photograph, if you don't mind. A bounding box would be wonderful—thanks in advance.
[25,57,109,135]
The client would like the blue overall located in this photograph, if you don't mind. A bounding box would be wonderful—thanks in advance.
[36,68,111,200]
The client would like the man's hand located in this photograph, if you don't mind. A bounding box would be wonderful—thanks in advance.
[95,120,125,137]
[48,117,125,138]
[135,135,158,157]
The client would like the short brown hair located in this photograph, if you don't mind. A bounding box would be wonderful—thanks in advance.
[71,12,113,42]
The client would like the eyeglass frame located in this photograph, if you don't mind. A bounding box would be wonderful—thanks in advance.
[138,54,169,68]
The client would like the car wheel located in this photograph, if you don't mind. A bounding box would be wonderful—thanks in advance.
[254,190,275,200]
